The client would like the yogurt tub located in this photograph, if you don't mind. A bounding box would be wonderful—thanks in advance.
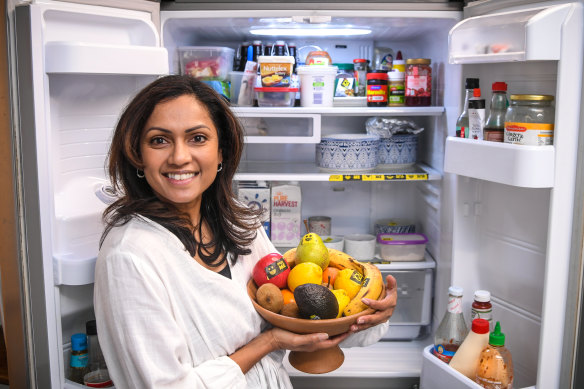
[377,233,428,261]
[344,233,376,261]
[321,235,344,251]
[297,65,338,107]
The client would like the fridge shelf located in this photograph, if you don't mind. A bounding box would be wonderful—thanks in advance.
[45,41,169,75]
[232,106,445,117]
[444,137,554,188]
[235,162,441,182]
[239,113,321,144]
[448,4,573,64]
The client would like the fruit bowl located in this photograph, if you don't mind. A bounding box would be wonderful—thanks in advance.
[247,279,386,374]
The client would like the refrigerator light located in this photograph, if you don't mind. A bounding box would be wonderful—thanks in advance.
[249,27,371,37]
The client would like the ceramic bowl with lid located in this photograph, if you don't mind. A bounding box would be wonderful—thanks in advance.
[316,133,380,172]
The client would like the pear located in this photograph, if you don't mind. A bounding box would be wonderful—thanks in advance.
[296,233,330,270]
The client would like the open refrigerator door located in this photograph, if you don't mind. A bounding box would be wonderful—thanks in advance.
[11,1,168,387]
[421,3,584,388]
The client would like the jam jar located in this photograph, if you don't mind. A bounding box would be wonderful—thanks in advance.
[405,58,432,106]
[504,94,555,145]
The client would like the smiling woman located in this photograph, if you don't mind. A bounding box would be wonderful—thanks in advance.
[93,75,396,389]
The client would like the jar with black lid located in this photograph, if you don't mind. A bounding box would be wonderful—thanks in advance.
[366,71,389,107]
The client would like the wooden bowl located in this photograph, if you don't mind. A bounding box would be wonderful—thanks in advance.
[247,279,386,374]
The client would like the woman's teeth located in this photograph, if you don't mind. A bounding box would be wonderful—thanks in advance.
[167,172,196,181]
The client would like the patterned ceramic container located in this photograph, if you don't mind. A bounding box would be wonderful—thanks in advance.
[377,134,418,169]
[316,134,380,172]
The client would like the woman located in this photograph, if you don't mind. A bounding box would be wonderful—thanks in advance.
[94,75,397,388]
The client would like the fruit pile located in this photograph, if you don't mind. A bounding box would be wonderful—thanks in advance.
[252,233,384,320]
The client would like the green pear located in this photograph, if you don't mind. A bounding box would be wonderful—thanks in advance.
[296,233,330,270]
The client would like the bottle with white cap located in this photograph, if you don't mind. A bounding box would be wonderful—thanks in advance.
[471,290,493,330]
[432,286,469,364]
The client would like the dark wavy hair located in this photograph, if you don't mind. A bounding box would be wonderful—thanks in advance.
[100,75,261,266]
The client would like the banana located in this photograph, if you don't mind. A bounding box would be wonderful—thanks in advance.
[343,262,384,317]
[326,248,363,273]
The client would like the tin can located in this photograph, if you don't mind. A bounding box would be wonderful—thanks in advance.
[504,94,555,145]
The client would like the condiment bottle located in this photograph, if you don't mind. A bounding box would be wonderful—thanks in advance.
[432,286,469,363]
[392,50,406,72]
[456,78,480,138]
[251,40,263,64]
[353,58,368,96]
[388,71,405,107]
[449,318,490,380]
[366,71,389,107]
[468,88,486,139]
[475,321,514,389]
[84,320,114,387]
[483,82,508,142]
[271,40,289,56]
[471,290,493,330]
[69,333,90,384]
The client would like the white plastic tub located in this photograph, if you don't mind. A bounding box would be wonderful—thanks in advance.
[297,65,337,107]
[377,232,428,261]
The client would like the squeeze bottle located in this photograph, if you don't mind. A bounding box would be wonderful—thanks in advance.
[449,318,490,379]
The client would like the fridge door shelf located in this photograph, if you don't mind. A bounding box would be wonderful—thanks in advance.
[54,254,96,286]
[449,4,573,64]
[45,41,168,75]
[235,162,441,182]
[444,137,554,188]
[420,344,483,389]
[233,106,445,117]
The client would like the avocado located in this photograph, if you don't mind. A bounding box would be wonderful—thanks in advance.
[293,283,339,320]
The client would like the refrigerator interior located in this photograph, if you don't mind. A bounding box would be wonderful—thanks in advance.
[20,1,583,388]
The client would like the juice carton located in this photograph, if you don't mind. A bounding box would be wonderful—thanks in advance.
[237,181,271,237]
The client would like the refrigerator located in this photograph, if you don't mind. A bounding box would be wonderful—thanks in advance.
[4,0,584,388]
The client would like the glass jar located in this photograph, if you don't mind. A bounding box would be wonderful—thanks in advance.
[334,63,356,97]
[353,58,368,96]
[366,71,388,107]
[504,94,555,145]
[388,71,405,107]
[405,58,432,106]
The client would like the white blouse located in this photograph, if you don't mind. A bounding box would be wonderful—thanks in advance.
[94,216,389,389]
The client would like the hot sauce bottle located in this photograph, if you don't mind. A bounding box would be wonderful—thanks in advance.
[471,290,493,330]
[432,286,469,363]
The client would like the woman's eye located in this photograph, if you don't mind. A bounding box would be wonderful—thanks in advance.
[192,134,207,143]
[150,136,167,145]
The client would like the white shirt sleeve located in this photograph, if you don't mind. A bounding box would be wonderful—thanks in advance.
[94,248,248,389]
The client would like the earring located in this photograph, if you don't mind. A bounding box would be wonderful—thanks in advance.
[217,162,223,172]
[137,168,145,178]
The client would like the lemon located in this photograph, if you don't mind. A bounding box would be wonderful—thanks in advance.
[287,262,323,292]
[332,289,351,318]
[333,269,363,300]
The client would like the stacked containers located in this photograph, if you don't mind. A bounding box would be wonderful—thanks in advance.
[297,50,337,107]
[178,46,235,99]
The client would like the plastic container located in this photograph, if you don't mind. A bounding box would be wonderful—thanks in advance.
[297,65,338,107]
[229,71,245,105]
[321,235,344,251]
[178,46,235,81]
[374,218,415,235]
[475,322,514,389]
[305,50,332,66]
[333,63,356,97]
[366,71,389,107]
[377,232,428,261]
[257,55,295,87]
[388,71,405,106]
[254,87,298,107]
[353,59,368,96]
[344,233,376,261]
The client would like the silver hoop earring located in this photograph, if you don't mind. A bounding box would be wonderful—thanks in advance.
[137,168,145,178]
[217,162,223,172]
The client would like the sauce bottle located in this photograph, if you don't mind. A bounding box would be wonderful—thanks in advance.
[432,286,469,363]
[456,78,480,138]
[449,318,490,380]
[471,290,493,330]
[69,333,90,384]
[483,82,508,142]
[468,88,486,139]
[476,321,514,389]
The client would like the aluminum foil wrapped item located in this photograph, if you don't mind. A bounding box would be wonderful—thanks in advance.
[365,117,424,138]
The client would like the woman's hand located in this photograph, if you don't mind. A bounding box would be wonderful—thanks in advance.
[348,274,397,333]
[268,327,351,353]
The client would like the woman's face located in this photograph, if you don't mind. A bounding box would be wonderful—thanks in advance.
[140,94,222,217]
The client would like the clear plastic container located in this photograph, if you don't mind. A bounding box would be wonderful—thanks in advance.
[254,87,298,107]
[178,46,235,81]
[305,50,332,66]
[377,232,428,261]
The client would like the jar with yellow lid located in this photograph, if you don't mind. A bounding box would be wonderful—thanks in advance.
[504,94,555,145]
[405,58,432,106]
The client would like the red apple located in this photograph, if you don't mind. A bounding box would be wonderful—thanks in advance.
[252,253,290,289]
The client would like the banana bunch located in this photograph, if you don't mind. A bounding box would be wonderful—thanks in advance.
[282,247,385,316]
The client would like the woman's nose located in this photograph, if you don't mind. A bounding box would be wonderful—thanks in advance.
[169,141,191,165]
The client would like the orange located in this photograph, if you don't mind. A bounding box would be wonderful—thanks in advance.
[333,269,363,299]
[281,288,295,305]
[322,267,340,287]
[287,262,323,292]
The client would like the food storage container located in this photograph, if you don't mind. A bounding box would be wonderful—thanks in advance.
[297,65,338,107]
[258,55,295,87]
[254,87,298,107]
[377,232,428,261]
[178,46,235,81]
[316,133,380,172]
[320,235,344,251]
[374,218,416,235]
[344,233,376,261]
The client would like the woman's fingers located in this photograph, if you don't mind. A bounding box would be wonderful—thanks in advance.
[349,274,398,332]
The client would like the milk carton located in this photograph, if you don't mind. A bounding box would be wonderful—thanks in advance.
[271,183,302,247]
[237,181,271,237]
